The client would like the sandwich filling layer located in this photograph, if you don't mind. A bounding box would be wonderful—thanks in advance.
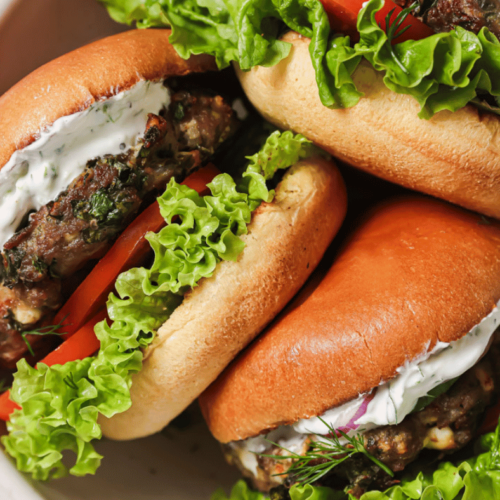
[0,81,238,371]
[2,130,318,481]
[0,81,170,248]
[227,303,500,495]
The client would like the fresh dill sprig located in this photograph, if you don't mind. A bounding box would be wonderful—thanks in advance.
[381,2,419,75]
[20,315,71,357]
[259,418,393,485]
[63,372,78,391]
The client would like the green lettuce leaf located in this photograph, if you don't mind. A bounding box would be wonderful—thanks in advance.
[291,484,346,500]
[97,0,363,109]
[2,278,181,481]
[411,377,459,414]
[212,480,268,500]
[141,130,313,294]
[99,0,500,118]
[241,130,315,209]
[349,0,500,118]
[213,418,500,500]
[2,131,313,480]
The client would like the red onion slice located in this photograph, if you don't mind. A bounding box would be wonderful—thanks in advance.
[337,391,376,434]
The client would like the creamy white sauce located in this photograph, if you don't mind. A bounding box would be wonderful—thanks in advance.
[234,302,500,468]
[236,426,308,477]
[0,80,171,247]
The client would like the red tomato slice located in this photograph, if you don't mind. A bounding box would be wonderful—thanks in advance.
[0,309,106,420]
[43,309,106,366]
[0,395,18,421]
[55,163,220,340]
[320,0,434,42]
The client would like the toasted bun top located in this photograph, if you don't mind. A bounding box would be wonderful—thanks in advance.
[200,198,500,443]
[0,29,216,170]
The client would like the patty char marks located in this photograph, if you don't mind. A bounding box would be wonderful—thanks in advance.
[0,88,238,371]
[225,331,500,498]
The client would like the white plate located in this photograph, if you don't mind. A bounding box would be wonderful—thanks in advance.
[0,1,240,498]
[1,411,240,500]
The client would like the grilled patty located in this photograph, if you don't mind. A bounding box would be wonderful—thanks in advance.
[225,331,500,498]
[0,88,238,371]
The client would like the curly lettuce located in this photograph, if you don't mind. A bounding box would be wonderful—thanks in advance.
[1,131,313,480]
[2,279,181,480]
[212,419,500,500]
[98,0,361,109]
[349,0,500,118]
[99,0,500,118]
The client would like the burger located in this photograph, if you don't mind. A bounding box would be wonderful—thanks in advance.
[0,29,348,480]
[200,196,500,499]
[101,0,500,219]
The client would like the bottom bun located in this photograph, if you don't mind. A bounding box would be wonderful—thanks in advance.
[99,156,347,440]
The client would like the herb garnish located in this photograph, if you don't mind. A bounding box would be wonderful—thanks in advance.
[382,2,419,75]
[173,102,185,121]
[32,256,48,275]
[63,373,78,391]
[260,418,393,485]
[20,316,71,357]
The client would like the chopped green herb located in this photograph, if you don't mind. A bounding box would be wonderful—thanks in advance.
[20,333,35,357]
[32,256,48,275]
[19,315,71,357]
[22,316,70,338]
[382,2,419,75]
[102,103,115,123]
[1,248,26,287]
[72,189,132,233]
[173,102,185,121]
[260,418,393,485]
[63,373,78,391]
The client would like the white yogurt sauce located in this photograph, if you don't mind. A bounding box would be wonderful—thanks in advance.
[0,80,171,247]
[235,302,500,471]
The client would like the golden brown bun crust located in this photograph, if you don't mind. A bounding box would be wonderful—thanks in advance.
[0,29,216,169]
[100,156,347,440]
[200,197,500,443]
[236,31,500,219]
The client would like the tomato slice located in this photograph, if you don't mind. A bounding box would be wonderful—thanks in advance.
[55,163,220,340]
[320,0,434,42]
[0,309,106,420]
[0,393,18,421]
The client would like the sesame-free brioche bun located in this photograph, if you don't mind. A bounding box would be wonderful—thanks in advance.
[0,29,216,170]
[236,31,500,220]
[100,156,347,440]
[200,197,500,444]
